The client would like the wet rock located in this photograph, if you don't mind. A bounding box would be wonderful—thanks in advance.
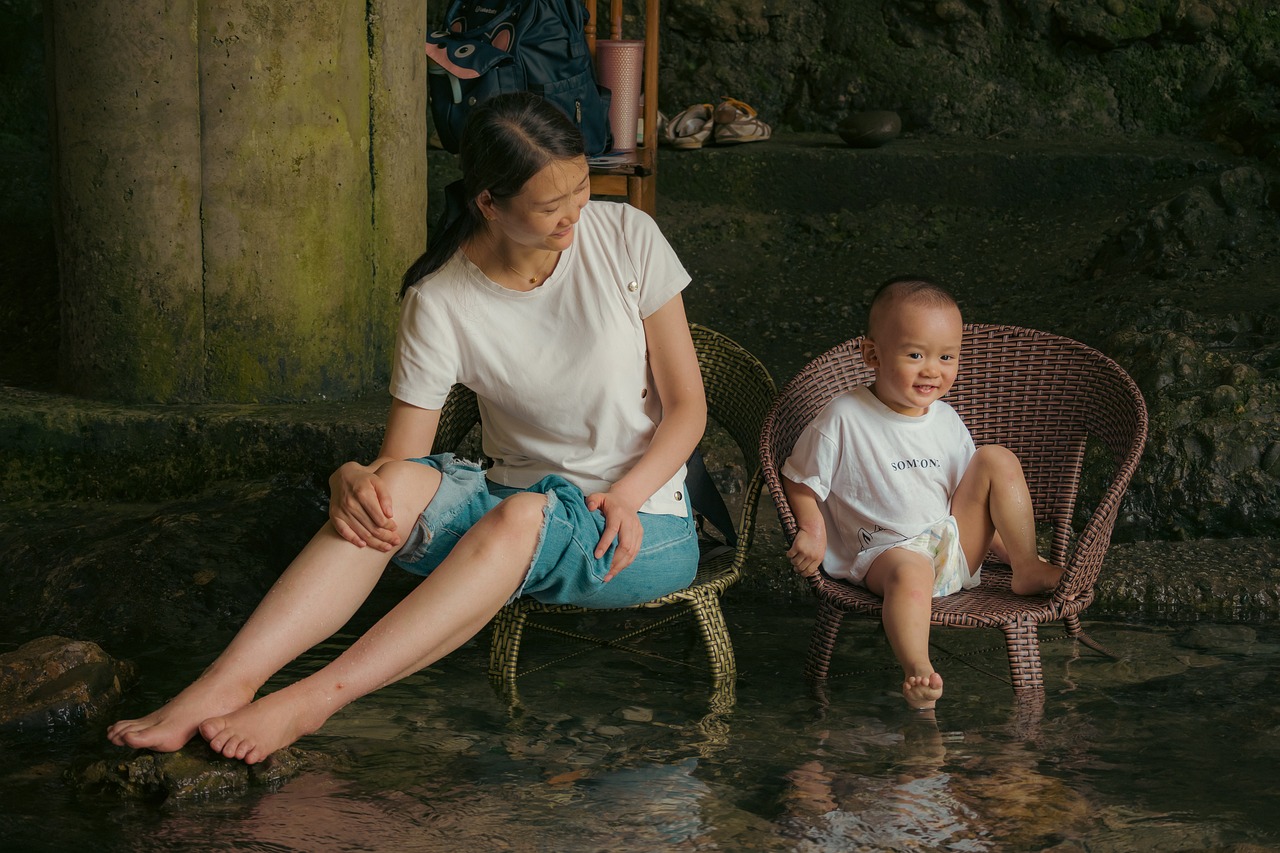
[1177,624,1260,655]
[0,636,136,733]
[1097,538,1280,620]
[1105,306,1280,539]
[0,477,327,649]
[76,740,319,801]
[1053,0,1171,50]
[1181,3,1217,35]
[1216,165,1268,214]
[618,706,654,723]
[1089,186,1230,277]
[837,111,902,148]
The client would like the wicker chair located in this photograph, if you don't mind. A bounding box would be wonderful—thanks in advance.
[759,324,1148,695]
[431,324,776,700]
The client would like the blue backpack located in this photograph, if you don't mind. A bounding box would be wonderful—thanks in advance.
[426,0,614,156]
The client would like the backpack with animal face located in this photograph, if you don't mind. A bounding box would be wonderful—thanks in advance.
[426,0,614,155]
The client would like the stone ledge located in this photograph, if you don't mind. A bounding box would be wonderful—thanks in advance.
[0,383,388,502]
[429,132,1250,219]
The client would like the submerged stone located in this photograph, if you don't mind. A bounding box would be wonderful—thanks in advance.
[76,740,318,801]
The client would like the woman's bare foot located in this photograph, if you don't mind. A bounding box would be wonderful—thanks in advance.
[199,682,332,765]
[107,677,254,753]
[902,672,943,710]
[1011,558,1064,596]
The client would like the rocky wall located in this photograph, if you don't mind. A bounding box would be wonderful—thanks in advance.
[655,0,1280,159]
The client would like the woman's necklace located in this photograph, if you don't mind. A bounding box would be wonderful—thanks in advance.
[505,259,546,285]
[480,227,557,287]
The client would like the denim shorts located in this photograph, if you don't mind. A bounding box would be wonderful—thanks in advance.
[390,453,700,609]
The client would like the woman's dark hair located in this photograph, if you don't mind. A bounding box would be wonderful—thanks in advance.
[399,92,586,297]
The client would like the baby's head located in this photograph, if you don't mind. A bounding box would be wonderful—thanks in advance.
[862,277,963,416]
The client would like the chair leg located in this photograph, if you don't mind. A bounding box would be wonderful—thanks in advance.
[692,593,736,681]
[1010,688,1045,735]
[488,603,529,692]
[1001,613,1044,693]
[1064,613,1120,659]
[805,599,845,681]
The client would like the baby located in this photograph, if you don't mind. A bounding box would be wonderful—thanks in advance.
[782,277,1062,710]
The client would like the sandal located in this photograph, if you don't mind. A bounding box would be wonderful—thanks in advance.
[661,103,714,150]
[712,97,771,145]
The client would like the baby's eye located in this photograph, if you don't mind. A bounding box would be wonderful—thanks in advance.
[907,352,923,360]
[941,354,956,361]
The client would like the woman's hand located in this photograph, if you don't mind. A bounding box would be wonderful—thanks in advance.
[786,528,826,578]
[328,461,401,551]
[586,491,644,581]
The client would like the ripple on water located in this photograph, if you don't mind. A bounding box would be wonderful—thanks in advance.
[3,608,1280,851]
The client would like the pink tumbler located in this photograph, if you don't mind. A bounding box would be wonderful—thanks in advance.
[595,39,644,152]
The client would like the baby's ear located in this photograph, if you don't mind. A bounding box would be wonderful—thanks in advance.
[860,336,879,367]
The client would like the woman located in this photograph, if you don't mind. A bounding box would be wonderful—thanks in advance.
[107,92,706,764]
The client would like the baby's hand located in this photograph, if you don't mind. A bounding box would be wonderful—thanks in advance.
[787,529,825,577]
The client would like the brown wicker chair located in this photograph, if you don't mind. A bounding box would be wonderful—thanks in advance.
[759,324,1148,695]
[432,324,776,700]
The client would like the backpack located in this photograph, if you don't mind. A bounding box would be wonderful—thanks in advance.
[426,0,614,156]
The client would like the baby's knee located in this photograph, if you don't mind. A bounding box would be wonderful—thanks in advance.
[969,444,1022,477]
[869,549,934,595]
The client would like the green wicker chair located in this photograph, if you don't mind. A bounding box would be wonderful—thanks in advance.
[431,324,776,700]
[759,324,1148,697]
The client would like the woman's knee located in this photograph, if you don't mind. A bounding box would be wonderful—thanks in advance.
[481,492,547,539]
[376,459,443,516]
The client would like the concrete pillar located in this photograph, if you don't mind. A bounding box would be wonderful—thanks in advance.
[45,0,425,402]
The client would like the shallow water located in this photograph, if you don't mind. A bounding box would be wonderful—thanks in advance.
[3,594,1279,852]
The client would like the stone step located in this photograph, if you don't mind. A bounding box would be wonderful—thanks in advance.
[428,132,1246,219]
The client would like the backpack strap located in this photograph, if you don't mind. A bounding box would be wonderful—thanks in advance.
[685,448,737,549]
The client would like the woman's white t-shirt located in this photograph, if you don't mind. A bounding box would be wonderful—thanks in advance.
[390,201,691,516]
[782,385,976,582]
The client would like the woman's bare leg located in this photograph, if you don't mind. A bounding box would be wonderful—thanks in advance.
[951,445,1063,595]
[199,490,546,764]
[864,549,943,710]
[106,462,443,753]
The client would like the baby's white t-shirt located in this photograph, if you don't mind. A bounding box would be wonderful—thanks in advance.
[782,384,976,582]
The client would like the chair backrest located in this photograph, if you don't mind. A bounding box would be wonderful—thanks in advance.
[690,324,776,475]
[761,324,1148,574]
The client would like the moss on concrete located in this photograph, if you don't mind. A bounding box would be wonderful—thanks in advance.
[37,0,423,403]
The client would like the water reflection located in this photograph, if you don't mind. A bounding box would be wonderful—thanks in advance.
[4,606,1280,851]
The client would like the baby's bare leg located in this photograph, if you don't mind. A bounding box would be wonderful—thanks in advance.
[864,548,944,710]
[106,462,442,753]
[198,490,544,764]
[951,445,1062,595]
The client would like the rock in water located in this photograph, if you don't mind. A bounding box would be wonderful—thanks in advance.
[0,636,137,732]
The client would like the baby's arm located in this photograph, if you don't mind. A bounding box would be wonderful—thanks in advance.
[782,477,827,577]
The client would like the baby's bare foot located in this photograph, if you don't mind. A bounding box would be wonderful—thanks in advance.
[107,678,253,753]
[199,684,329,765]
[903,672,943,710]
[1011,558,1064,596]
